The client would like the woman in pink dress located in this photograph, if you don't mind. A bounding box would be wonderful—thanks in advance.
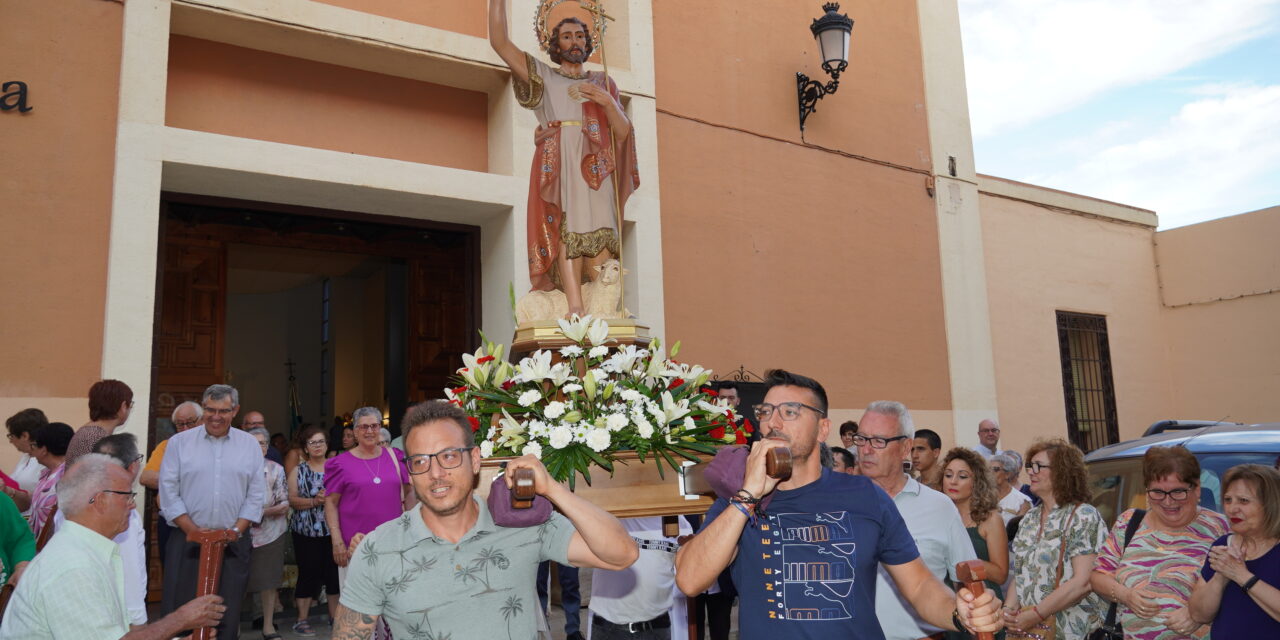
[324,407,414,572]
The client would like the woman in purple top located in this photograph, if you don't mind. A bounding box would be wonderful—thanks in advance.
[324,407,413,572]
[1189,464,1280,635]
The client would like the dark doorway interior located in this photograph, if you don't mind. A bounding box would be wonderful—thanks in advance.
[149,194,481,445]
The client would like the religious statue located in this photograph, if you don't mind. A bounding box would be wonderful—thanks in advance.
[489,0,640,322]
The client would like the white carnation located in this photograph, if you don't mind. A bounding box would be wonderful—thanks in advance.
[479,440,494,458]
[559,345,584,358]
[620,389,642,402]
[636,417,654,439]
[562,383,583,393]
[549,426,573,449]
[518,390,541,406]
[544,401,567,419]
[522,441,543,459]
[606,413,629,432]
[585,429,611,453]
[588,345,609,358]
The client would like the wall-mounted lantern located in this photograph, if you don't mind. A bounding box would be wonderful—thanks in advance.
[796,3,854,133]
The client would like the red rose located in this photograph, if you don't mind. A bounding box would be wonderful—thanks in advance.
[710,425,726,440]
[744,420,754,434]
[501,380,515,391]
[467,416,481,432]
[735,430,747,445]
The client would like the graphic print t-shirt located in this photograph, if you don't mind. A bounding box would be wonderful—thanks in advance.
[701,469,919,640]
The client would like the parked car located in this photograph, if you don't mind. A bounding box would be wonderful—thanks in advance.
[1084,421,1280,525]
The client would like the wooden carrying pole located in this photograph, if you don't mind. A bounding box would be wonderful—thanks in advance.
[955,560,995,640]
[191,529,238,640]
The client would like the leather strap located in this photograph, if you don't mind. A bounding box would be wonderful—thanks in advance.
[1102,509,1147,628]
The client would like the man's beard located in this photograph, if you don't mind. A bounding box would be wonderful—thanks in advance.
[561,46,587,64]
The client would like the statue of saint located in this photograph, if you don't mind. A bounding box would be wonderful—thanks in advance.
[489,0,640,320]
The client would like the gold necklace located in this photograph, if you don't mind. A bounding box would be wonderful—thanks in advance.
[554,67,589,80]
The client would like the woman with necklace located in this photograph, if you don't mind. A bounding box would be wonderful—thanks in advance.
[1003,438,1107,639]
[324,407,413,575]
[1190,464,1280,634]
[1091,446,1229,639]
[941,447,1008,640]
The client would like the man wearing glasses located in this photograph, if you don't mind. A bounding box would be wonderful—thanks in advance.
[1,453,226,638]
[858,401,982,640]
[334,400,638,640]
[160,384,266,640]
[676,370,1001,640]
[975,420,1002,460]
[140,401,201,571]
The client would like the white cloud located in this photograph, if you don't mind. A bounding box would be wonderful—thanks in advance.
[1026,84,1280,228]
[960,0,1280,137]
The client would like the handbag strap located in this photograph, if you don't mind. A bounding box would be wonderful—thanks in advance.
[1102,509,1147,627]
[1051,504,1080,589]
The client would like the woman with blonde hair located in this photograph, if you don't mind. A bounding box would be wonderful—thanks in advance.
[1004,438,1107,639]
[1189,464,1280,635]
[941,447,1008,639]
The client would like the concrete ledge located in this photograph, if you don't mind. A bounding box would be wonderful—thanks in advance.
[978,174,1158,228]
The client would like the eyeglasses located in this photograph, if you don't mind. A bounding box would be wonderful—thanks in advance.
[355,424,381,432]
[1147,487,1193,502]
[979,428,1000,434]
[174,418,200,428]
[851,434,909,449]
[1025,461,1051,474]
[989,466,1004,475]
[306,439,327,447]
[98,489,137,504]
[752,402,827,422]
[406,447,474,475]
[202,407,235,417]
[242,421,265,428]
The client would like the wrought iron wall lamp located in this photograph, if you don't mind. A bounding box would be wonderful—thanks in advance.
[796,2,854,133]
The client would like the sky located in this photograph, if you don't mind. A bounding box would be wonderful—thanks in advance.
[957,0,1280,229]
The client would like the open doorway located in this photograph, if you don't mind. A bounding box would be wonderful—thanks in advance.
[149,194,480,448]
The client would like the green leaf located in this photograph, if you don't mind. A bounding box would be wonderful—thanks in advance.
[581,447,614,474]
[670,340,681,357]
[508,282,517,325]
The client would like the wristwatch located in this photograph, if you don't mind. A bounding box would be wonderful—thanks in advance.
[952,608,967,633]
[1243,575,1261,592]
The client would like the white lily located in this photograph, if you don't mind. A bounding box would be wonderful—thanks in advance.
[583,369,598,400]
[549,362,574,386]
[460,346,494,387]
[517,350,553,383]
[658,391,692,425]
[557,314,594,343]
[697,400,731,417]
[586,318,611,346]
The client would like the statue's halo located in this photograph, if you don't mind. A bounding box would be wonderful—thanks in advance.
[535,0,609,53]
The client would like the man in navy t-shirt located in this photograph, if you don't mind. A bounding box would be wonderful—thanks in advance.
[676,369,1003,640]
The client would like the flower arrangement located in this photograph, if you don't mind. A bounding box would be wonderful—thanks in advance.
[447,316,752,486]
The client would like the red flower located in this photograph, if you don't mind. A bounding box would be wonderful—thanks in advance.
[452,386,469,396]
[710,425,726,440]
[450,399,464,407]
[743,420,754,434]
[702,387,719,397]
[467,416,481,432]
[669,378,685,389]
[735,430,747,445]
[501,380,515,391]
[477,355,495,364]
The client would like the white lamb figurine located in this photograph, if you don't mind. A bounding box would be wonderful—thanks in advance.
[515,259,630,323]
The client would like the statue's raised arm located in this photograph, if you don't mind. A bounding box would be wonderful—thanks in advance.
[503,0,641,323]
[488,0,530,85]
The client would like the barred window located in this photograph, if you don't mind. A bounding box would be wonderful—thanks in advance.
[1056,311,1119,452]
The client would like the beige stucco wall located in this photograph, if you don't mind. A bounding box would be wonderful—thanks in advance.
[1157,206,1280,423]
[978,176,1171,456]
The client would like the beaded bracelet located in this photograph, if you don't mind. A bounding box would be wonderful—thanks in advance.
[729,500,756,525]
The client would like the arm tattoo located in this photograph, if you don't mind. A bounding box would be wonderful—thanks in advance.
[332,605,377,640]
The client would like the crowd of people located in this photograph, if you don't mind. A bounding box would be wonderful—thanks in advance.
[0,372,1277,640]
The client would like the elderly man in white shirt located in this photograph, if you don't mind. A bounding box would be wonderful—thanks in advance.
[1,453,224,638]
[160,384,265,640]
[856,401,980,640]
[975,419,1002,460]
[51,433,150,626]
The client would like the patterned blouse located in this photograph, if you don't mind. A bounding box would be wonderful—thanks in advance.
[290,462,328,538]
[249,459,288,548]
[1094,508,1229,640]
[1012,502,1108,640]
[28,462,65,538]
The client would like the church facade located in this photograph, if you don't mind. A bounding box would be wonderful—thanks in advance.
[2,0,1276,469]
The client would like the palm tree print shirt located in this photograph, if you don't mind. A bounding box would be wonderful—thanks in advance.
[341,495,576,640]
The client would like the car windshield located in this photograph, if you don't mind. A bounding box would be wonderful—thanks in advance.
[1089,451,1280,525]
